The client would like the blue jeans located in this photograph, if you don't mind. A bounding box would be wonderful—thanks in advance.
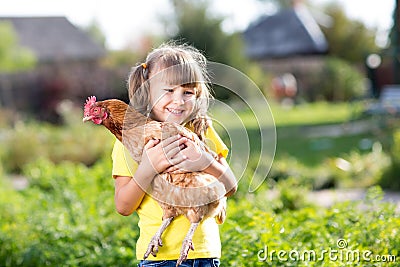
[137,258,220,267]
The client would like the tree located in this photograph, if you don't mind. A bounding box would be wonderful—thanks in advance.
[0,22,36,110]
[0,22,36,73]
[256,0,379,64]
[319,3,379,64]
[167,0,245,66]
[164,0,268,100]
[83,19,107,49]
[257,0,301,9]
[388,0,400,83]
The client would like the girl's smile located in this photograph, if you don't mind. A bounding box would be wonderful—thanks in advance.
[166,107,184,115]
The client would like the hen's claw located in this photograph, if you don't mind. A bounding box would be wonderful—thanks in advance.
[143,217,174,260]
[176,239,194,266]
[144,235,163,259]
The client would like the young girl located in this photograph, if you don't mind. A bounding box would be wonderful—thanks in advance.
[112,42,237,267]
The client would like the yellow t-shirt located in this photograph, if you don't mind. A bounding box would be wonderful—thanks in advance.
[111,125,229,260]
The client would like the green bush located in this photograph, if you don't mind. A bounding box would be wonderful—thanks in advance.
[248,145,390,192]
[222,186,400,266]
[305,57,365,102]
[0,157,138,267]
[0,105,113,173]
[0,156,399,266]
[380,130,400,190]
[326,142,390,188]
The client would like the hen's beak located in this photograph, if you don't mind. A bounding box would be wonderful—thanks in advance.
[82,116,93,122]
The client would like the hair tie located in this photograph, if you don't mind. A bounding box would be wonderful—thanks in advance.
[141,63,148,79]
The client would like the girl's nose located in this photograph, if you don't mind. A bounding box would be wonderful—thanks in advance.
[172,92,185,104]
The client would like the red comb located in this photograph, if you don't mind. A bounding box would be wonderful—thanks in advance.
[84,96,96,116]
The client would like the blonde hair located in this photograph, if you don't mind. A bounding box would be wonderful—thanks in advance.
[127,41,213,140]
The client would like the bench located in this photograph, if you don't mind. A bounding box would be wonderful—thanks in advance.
[364,85,400,115]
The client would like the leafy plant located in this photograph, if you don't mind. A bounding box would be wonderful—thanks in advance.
[221,186,399,266]
[0,157,138,266]
[0,104,114,173]
[305,57,366,102]
[0,22,36,72]
[380,130,400,190]
[1,155,399,266]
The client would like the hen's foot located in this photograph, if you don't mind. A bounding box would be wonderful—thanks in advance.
[143,217,174,259]
[144,235,163,259]
[176,222,200,267]
[176,239,194,267]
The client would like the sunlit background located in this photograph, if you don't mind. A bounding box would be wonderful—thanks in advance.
[1,0,399,266]
[0,0,394,50]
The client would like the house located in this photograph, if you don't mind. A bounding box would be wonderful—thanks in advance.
[242,2,328,101]
[0,16,109,122]
[0,16,105,62]
[243,4,328,59]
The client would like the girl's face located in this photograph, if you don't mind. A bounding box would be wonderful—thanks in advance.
[149,75,197,124]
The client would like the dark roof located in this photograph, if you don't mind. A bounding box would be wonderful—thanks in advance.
[243,5,328,59]
[0,16,105,62]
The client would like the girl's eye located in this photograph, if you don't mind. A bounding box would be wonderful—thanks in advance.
[164,89,174,93]
[184,91,194,95]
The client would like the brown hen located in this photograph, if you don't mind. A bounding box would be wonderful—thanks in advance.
[83,96,226,266]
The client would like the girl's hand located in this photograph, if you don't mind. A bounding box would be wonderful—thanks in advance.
[135,135,187,180]
[165,138,214,174]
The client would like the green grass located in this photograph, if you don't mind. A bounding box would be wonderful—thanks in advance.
[270,101,362,127]
[210,101,363,129]
[275,129,384,167]
[237,127,387,168]
[214,101,381,167]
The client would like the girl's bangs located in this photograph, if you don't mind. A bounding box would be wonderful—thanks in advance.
[160,62,203,88]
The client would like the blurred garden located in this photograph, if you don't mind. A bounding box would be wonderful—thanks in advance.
[1,0,400,266]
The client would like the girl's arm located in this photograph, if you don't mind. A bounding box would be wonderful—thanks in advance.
[114,176,146,216]
[203,156,237,197]
[166,138,237,197]
[114,136,189,216]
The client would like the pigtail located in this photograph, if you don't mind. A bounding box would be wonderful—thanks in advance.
[128,63,150,115]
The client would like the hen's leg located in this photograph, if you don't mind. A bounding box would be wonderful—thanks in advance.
[144,217,174,259]
[176,222,199,267]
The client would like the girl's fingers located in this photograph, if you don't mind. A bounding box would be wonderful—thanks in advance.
[163,136,187,158]
[164,147,181,162]
[165,165,187,174]
[165,165,178,173]
[169,169,186,175]
[145,138,160,149]
[160,135,182,147]
[168,153,187,166]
